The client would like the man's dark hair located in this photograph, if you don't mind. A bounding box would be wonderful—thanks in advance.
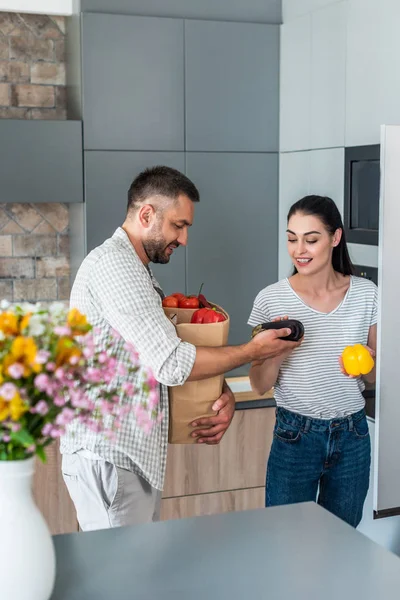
[127,165,200,212]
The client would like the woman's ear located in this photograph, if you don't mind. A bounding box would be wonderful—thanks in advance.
[332,228,342,247]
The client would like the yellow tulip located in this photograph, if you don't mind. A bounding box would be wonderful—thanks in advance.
[0,399,9,421]
[67,308,90,336]
[19,313,32,333]
[0,312,19,336]
[9,393,28,421]
[0,392,28,422]
[3,336,42,377]
[55,336,82,367]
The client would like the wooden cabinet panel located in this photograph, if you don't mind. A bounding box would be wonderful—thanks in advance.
[161,487,264,521]
[163,407,275,498]
[32,442,78,535]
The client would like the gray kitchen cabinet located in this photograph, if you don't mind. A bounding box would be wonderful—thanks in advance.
[185,20,279,152]
[79,0,282,24]
[186,153,278,375]
[84,151,186,295]
[81,13,184,151]
[0,120,83,204]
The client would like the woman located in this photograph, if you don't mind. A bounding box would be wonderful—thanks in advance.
[248,195,377,527]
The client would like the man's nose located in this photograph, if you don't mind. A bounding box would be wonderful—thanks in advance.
[178,229,188,246]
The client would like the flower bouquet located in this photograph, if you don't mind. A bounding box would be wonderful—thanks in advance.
[0,300,160,600]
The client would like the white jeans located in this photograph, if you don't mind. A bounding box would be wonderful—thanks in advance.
[61,453,162,531]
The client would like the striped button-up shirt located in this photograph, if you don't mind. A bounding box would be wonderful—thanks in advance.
[60,228,196,490]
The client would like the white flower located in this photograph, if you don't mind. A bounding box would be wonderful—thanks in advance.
[0,330,5,342]
[0,299,10,310]
[49,302,68,318]
[28,314,46,337]
[19,302,37,314]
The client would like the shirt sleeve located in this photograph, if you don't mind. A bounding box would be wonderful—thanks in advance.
[247,291,271,328]
[90,251,196,387]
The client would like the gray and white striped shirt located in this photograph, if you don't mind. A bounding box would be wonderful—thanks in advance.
[248,276,378,419]
[60,227,196,490]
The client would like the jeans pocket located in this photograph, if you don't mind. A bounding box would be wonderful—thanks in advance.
[99,462,124,511]
[353,416,370,439]
[274,419,302,444]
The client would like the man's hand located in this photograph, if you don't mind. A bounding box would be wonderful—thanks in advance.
[190,381,235,445]
[249,327,302,361]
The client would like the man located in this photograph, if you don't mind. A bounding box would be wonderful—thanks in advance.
[61,166,300,531]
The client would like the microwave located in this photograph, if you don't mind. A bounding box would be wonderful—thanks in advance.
[344,144,380,246]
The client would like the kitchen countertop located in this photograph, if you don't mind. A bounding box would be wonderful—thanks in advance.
[50,502,400,600]
[228,377,376,418]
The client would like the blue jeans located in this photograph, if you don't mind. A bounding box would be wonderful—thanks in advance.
[266,406,371,528]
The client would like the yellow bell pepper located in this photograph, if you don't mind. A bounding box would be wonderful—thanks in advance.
[342,344,374,376]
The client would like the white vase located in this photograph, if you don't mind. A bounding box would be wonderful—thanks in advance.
[0,457,56,600]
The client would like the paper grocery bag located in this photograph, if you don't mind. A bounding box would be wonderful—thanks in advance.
[163,303,230,444]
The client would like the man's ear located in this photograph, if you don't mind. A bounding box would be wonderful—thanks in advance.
[138,204,155,229]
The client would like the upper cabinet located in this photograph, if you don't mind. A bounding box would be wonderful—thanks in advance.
[0,120,83,204]
[346,0,400,146]
[80,0,282,23]
[81,13,184,151]
[185,20,279,152]
[83,150,186,296]
[280,15,311,151]
[280,2,346,152]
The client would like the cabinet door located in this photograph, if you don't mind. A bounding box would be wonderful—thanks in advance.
[163,407,275,497]
[82,13,184,151]
[280,15,311,152]
[0,120,83,204]
[310,2,346,149]
[84,151,186,295]
[186,153,278,366]
[185,20,279,152]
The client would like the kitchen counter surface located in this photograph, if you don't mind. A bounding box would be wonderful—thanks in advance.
[51,502,400,600]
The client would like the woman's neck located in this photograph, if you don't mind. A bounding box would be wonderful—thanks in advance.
[290,268,347,296]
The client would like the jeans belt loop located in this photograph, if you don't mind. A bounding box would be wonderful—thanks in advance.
[348,415,354,432]
[304,418,311,434]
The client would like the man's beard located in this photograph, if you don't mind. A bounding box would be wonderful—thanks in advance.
[143,236,178,264]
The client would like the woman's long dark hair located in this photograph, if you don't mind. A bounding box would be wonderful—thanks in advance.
[288,195,354,276]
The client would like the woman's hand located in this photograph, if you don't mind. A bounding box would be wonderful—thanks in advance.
[338,345,376,378]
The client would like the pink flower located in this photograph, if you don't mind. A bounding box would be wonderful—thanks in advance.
[2,434,11,443]
[98,352,108,364]
[54,326,72,336]
[0,383,17,401]
[27,444,36,453]
[33,400,49,416]
[42,423,53,437]
[122,382,135,396]
[55,368,66,381]
[34,373,50,393]
[56,408,75,426]
[54,395,66,407]
[145,368,158,390]
[36,350,50,365]
[50,427,62,438]
[46,362,56,372]
[7,363,24,379]
[69,354,80,365]
[148,390,159,411]
[111,329,121,341]
[11,423,21,432]
[116,363,127,377]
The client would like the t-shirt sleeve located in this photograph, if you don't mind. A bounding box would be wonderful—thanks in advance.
[247,291,271,328]
[371,283,378,326]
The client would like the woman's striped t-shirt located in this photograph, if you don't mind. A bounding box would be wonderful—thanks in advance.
[248,276,378,419]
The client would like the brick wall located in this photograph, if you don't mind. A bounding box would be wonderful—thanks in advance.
[0,12,70,304]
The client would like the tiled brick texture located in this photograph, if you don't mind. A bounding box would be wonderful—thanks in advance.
[0,203,70,303]
[0,12,71,305]
[0,12,66,120]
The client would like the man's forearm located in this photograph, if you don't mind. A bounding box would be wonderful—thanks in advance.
[187,345,254,382]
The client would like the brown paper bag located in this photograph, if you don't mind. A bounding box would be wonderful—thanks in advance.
[163,303,230,444]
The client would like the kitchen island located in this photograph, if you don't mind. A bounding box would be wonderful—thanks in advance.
[50,501,400,600]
